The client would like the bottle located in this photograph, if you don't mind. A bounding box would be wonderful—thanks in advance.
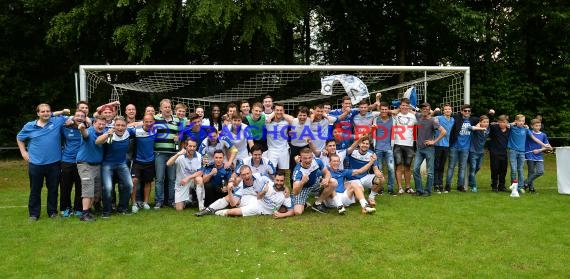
[107,132,113,144]
[174,141,179,151]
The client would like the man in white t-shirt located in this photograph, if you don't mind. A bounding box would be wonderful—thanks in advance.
[215,172,293,217]
[392,98,417,194]
[264,103,291,173]
[166,138,204,211]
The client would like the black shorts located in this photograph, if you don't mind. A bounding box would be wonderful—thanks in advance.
[132,162,155,184]
[393,144,415,166]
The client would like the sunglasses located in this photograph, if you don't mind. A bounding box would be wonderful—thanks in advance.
[463,109,471,112]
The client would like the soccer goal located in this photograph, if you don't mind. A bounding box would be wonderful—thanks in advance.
[78,65,470,114]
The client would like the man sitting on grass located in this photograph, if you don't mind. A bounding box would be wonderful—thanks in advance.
[215,172,294,218]
[194,165,268,216]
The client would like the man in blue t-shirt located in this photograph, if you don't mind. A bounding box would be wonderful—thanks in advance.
[76,116,107,222]
[291,148,337,215]
[446,104,479,192]
[96,116,135,218]
[131,113,156,211]
[17,104,69,221]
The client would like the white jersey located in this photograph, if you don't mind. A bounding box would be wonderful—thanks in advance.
[234,173,271,198]
[392,112,417,146]
[236,156,276,176]
[227,123,250,159]
[260,185,293,211]
[266,117,290,151]
[310,117,329,151]
[174,152,202,187]
[290,118,312,147]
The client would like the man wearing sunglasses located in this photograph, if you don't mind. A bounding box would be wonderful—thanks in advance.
[446,104,480,192]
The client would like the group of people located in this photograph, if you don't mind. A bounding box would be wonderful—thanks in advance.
[17,93,552,222]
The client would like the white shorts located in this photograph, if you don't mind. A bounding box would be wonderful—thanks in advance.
[348,174,375,189]
[324,191,355,208]
[239,201,269,217]
[264,148,290,170]
[174,180,196,203]
[238,195,258,208]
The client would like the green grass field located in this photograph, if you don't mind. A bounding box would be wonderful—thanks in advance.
[1,154,568,278]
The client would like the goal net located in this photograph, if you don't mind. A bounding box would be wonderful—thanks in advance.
[79,65,470,114]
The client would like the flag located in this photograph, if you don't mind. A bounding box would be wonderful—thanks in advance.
[320,74,369,105]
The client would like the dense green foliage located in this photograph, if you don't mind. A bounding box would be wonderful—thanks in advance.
[1,0,568,145]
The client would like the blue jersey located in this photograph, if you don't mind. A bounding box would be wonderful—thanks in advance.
[76,127,104,164]
[508,125,531,152]
[526,131,549,161]
[61,125,83,163]
[328,167,353,193]
[452,118,472,150]
[348,149,377,180]
[134,126,155,163]
[435,115,454,147]
[292,158,325,188]
[470,128,489,154]
[203,164,233,186]
[17,116,67,165]
[103,130,134,164]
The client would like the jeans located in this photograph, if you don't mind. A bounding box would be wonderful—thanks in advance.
[375,149,395,191]
[155,152,176,205]
[413,147,435,194]
[28,162,60,218]
[434,146,449,187]
[509,150,526,188]
[468,152,484,189]
[446,148,469,190]
[526,160,544,187]
[102,163,133,214]
[60,162,82,211]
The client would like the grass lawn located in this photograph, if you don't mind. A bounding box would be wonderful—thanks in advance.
[0,154,568,278]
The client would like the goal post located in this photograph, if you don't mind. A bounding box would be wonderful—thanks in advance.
[78,65,470,113]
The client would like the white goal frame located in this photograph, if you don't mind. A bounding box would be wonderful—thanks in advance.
[78,65,470,112]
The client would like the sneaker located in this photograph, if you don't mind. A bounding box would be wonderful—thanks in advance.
[368,198,377,207]
[518,188,525,194]
[435,187,442,194]
[337,206,346,215]
[457,186,466,192]
[421,192,432,197]
[74,211,83,218]
[405,187,415,194]
[101,213,111,219]
[471,187,478,193]
[311,203,328,214]
[80,212,96,222]
[195,208,214,217]
[443,190,449,194]
[142,203,151,210]
[154,202,162,209]
[29,216,38,222]
[131,205,139,214]
[118,210,132,215]
[529,186,536,193]
[361,205,376,214]
[523,184,529,191]
[62,208,72,218]
[388,190,396,196]
[398,188,405,195]
[49,213,59,219]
